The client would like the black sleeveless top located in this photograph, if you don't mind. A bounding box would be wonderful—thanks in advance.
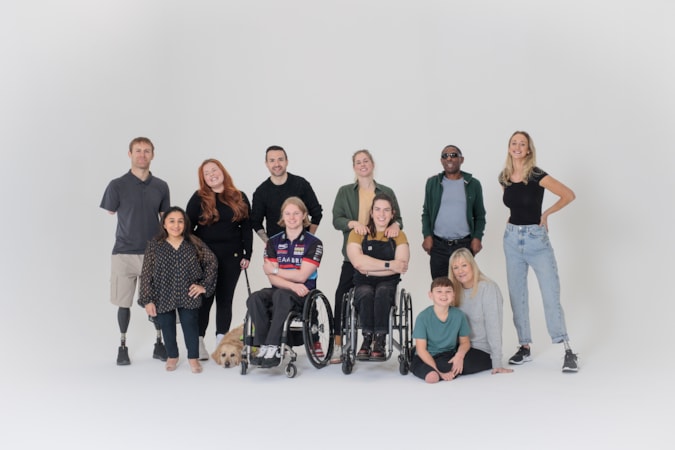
[353,235,400,285]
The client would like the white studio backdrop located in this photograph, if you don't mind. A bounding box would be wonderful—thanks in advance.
[0,2,674,441]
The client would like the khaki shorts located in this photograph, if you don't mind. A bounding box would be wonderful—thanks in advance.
[110,254,144,307]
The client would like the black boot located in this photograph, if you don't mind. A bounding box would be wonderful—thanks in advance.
[371,333,386,360]
[357,332,373,360]
[153,340,168,361]
[117,345,130,366]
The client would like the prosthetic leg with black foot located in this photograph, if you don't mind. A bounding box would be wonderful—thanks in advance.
[562,341,578,373]
[152,317,167,361]
[117,307,131,365]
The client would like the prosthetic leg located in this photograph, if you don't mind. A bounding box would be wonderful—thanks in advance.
[562,341,578,372]
[151,316,167,361]
[117,307,131,365]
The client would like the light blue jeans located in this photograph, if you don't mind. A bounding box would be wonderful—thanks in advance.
[503,223,569,344]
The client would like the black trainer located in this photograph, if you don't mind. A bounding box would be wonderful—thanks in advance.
[508,346,532,365]
[357,333,373,360]
[250,346,265,366]
[153,342,168,361]
[371,333,386,361]
[261,347,281,368]
[562,349,579,372]
[117,346,130,365]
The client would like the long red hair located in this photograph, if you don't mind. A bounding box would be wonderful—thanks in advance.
[197,159,248,225]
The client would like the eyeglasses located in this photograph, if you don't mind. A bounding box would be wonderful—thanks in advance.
[441,152,461,159]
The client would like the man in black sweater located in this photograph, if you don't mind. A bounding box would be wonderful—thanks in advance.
[251,145,323,242]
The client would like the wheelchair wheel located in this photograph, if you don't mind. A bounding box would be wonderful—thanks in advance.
[241,312,254,376]
[340,290,353,351]
[342,356,353,374]
[303,290,335,369]
[398,354,409,375]
[340,289,357,374]
[395,289,413,375]
[285,363,297,378]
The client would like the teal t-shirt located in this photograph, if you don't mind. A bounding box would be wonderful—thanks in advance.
[412,306,470,355]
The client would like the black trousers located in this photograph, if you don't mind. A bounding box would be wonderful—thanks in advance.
[411,347,492,380]
[198,244,243,336]
[429,235,472,280]
[246,288,303,346]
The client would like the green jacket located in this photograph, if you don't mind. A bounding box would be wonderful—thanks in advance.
[332,181,402,261]
[421,171,486,240]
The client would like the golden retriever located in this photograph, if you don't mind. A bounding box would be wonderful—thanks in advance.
[211,324,244,368]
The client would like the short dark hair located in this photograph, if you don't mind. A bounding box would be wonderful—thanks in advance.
[265,145,287,159]
[129,137,154,153]
[430,276,455,291]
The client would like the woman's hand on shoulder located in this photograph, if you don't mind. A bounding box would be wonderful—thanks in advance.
[351,221,368,235]
[384,222,400,238]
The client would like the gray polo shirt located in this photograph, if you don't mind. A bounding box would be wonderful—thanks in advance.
[101,171,170,254]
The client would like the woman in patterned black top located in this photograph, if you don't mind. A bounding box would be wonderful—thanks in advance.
[139,206,218,373]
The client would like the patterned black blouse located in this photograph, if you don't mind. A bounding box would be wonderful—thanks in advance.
[138,238,218,313]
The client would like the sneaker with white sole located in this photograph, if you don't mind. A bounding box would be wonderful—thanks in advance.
[562,349,579,372]
[198,336,209,361]
[330,345,343,364]
[508,346,532,365]
[250,345,268,365]
[261,346,281,368]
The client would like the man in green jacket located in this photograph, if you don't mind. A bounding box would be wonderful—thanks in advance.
[421,145,486,279]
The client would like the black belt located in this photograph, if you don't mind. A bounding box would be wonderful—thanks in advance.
[433,234,471,246]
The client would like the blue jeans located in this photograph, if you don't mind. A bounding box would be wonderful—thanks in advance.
[503,224,569,344]
[156,308,200,359]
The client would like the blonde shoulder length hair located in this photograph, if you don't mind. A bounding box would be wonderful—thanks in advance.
[448,248,490,303]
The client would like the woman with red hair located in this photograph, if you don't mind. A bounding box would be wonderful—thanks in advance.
[186,159,253,360]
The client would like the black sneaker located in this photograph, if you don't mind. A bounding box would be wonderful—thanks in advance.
[153,342,168,361]
[508,346,532,365]
[562,349,579,372]
[117,346,130,365]
[357,333,373,361]
[261,347,281,368]
[250,346,265,366]
[371,333,386,361]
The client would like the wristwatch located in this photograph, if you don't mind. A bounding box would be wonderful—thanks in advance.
[384,261,390,269]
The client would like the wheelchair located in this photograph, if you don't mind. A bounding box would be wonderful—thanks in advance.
[241,289,335,378]
[336,287,413,375]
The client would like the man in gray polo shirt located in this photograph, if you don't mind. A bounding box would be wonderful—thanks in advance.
[421,145,486,279]
[101,137,171,365]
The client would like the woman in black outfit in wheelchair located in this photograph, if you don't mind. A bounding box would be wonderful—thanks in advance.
[346,193,409,360]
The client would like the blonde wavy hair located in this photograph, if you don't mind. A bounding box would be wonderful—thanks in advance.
[498,130,540,186]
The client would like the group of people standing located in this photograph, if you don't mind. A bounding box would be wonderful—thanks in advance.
[101,130,578,377]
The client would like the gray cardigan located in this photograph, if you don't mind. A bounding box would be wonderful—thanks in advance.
[458,279,505,369]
